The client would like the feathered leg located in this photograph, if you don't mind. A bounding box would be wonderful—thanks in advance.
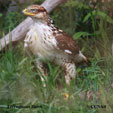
[36,60,47,87]
[63,62,76,85]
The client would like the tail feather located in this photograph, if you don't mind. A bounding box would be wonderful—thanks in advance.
[84,57,91,66]
[78,51,91,66]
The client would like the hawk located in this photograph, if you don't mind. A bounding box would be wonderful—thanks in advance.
[23,5,90,85]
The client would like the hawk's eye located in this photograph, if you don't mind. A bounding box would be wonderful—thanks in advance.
[31,9,37,13]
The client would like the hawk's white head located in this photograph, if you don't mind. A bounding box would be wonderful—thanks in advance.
[23,5,49,24]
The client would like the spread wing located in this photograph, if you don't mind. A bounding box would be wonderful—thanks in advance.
[55,32,80,56]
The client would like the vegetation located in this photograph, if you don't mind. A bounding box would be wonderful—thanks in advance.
[0,0,113,113]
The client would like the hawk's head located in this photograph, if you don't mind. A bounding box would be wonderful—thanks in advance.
[23,5,49,22]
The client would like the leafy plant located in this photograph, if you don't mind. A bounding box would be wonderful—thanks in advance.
[83,10,113,24]
[73,31,91,39]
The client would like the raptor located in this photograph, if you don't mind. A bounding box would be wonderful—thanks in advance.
[23,5,90,85]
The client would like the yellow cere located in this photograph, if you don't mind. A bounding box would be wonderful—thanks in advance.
[23,9,35,16]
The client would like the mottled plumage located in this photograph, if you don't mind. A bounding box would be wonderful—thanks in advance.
[23,5,90,85]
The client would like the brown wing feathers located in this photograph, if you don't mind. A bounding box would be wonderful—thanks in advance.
[55,32,80,56]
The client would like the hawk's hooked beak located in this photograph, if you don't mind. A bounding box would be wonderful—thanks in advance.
[23,8,35,16]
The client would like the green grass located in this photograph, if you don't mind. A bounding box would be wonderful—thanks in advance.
[0,40,113,113]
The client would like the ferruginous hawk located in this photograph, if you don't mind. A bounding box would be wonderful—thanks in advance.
[23,5,90,85]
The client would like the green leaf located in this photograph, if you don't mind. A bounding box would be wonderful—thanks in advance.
[97,11,113,24]
[83,13,91,23]
[83,10,113,24]
[73,32,91,39]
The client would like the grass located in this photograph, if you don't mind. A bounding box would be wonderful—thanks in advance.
[0,0,113,113]
[0,39,113,113]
